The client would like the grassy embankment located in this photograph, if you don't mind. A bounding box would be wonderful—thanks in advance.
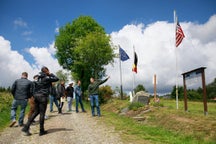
[0,92,31,132]
[0,92,13,131]
[100,98,216,144]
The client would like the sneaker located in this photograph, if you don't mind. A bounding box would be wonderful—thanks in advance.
[9,120,16,127]
[39,130,48,136]
[44,115,49,120]
[19,123,24,127]
[21,128,32,136]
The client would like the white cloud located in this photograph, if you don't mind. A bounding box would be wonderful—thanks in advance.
[28,43,62,72]
[106,15,216,93]
[14,18,28,28]
[1,14,216,94]
[0,37,63,87]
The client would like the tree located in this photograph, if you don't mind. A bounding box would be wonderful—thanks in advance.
[171,86,184,100]
[55,16,115,90]
[56,70,69,83]
[134,84,146,94]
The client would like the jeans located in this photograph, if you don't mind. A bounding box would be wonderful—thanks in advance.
[90,95,100,116]
[75,96,85,112]
[24,94,48,132]
[67,97,73,111]
[49,95,59,112]
[11,99,28,125]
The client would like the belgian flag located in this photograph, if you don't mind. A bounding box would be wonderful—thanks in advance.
[132,52,138,73]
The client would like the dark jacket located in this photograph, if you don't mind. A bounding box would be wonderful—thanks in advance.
[11,78,33,100]
[88,78,108,95]
[57,84,65,98]
[49,85,57,97]
[66,86,74,98]
[34,72,59,96]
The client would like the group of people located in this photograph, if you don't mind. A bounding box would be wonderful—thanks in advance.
[9,66,110,136]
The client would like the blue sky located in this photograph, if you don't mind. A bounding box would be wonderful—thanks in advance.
[0,0,216,93]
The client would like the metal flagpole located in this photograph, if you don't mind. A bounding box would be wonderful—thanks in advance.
[132,45,135,96]
[174,10,179,109]
[119,47,123,100]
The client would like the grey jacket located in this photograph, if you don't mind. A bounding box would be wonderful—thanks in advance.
[11,78,33,100]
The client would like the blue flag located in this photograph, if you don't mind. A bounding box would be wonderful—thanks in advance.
[119,47,129,61]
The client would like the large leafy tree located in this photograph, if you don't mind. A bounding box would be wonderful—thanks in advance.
[55,16,115,90]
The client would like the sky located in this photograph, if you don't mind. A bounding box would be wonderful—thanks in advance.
[0,0,216,94]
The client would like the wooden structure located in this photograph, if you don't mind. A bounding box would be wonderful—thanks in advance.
[182,67,208,115]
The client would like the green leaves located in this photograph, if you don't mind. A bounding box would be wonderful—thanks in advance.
[55,16,115,90]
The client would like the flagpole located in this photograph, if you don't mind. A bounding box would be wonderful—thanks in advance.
[174,10,179,109]
[132,45,135,96]
[119,47,123,100]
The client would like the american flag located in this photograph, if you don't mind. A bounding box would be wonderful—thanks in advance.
[176,21,185,47]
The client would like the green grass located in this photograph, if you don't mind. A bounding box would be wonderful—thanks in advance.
[0,92,31,131]
[0,92,13,131]
[100,98,216,144]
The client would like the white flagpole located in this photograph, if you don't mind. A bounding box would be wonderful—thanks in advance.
[119,46,123,100]
[174,10,179,109]
[132,45,135,96]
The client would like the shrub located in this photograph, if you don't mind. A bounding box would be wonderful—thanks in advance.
[128,102,145,111]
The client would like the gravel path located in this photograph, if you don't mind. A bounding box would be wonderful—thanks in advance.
[0,105,123,144]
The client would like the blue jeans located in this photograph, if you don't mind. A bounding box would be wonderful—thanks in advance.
[49,95,59,112]
[67,97,73,111]
[90,95,100,116]
[11,99,28,125]
[75,96,85,112]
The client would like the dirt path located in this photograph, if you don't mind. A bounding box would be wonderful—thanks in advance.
[0,105,123,144]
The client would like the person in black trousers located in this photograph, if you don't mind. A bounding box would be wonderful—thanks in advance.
[22,66,59,136]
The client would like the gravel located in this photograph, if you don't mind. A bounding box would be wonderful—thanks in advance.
[0,105,123,144]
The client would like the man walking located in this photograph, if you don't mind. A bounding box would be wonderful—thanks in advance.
[49,82,59,112]
[66,82,74,112]
[88,76,110,117]
[57,80,66,114]
[22,66,59,136]
[75,80,86,113]
[10,72,33,127]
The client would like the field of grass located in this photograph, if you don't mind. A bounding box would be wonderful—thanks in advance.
[101,98,216,144]
[0,92,31,132]
[0,92,13,131]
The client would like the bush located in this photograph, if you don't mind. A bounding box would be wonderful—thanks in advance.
[128,102,145,111]
[99,85,114,104]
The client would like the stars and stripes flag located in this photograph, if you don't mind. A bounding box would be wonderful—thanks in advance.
[176,21,185,47]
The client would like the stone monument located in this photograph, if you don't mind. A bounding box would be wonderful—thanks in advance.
[132,91,150,105]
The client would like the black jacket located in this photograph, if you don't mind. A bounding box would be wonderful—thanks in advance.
[11,78,33,100]
[34,72,59,96]
[49,85,57,97]
[66,86,74,98]
[57,84,65,98]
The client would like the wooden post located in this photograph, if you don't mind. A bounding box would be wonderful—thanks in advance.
[154,74,157,101]
[201,69,208,115]
[183,74,188,112]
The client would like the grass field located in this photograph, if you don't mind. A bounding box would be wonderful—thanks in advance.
[101,98,216,144]
[1,92,215,143]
